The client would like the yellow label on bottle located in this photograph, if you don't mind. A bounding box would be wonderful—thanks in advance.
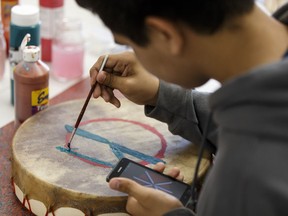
[31,87,49,106]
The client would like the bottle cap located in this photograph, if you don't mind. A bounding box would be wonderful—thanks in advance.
[11,5,39,27]
[40,0,64,8]
[23,46,40,62]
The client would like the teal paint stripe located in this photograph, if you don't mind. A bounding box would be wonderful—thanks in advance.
[56,146,114,167]
[65,125,164,164]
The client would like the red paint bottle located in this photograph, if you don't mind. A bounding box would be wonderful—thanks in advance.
[14,35,49,128]
[39,0,64,62]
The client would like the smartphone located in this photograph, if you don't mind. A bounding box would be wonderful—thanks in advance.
[106,157,193,206]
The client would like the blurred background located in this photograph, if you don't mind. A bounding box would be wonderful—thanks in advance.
[0,0,128,127]
[0,0,288,127]
[258,0,288,13]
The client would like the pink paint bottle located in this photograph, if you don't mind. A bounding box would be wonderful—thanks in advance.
[52,18,84,81]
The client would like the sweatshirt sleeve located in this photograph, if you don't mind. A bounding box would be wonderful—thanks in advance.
[145,80,218,149]
[163,207,196,216]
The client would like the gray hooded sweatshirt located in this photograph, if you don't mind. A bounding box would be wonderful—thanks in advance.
[145,4,288,216]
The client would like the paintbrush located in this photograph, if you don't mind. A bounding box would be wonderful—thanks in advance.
[67,54,109,150]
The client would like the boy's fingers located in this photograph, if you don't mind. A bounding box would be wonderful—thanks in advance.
[167,167,182,179]
[109,178,150,200]
[126,196,147,216]
[153,162,165,173]
[101,86,111,102]
[93,84,101,98]
[97,71,124,90]
[110,96,121,108]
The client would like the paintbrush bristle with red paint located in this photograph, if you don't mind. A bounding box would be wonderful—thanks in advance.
[67,54,109,150]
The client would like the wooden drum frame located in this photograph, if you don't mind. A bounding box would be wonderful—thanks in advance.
[12,98,211,216]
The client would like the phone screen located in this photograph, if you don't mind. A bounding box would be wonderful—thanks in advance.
[107,158,192,203]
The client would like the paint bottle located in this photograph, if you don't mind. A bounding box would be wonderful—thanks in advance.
[1,0,18,55]
[14,34,49,128]
[0,17,6,80]
[10,5,40,105]
[39,0,64,62]
[52,18,84,81]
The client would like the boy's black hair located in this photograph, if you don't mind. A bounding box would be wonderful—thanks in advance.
[76,0,254,45]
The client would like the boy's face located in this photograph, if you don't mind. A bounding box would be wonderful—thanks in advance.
[114,33,209,89]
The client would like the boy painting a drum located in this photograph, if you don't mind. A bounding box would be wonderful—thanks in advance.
[76,0,288,215]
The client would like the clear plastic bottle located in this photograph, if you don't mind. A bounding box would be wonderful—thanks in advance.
[0,18,6,80]
[14,43,49,128]
[52,18,84,81]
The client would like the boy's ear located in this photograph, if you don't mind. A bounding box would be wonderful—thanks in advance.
[145,17,184,55]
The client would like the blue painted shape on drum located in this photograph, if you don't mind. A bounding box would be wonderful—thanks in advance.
[56,146,114,167]
[63,124,165,165]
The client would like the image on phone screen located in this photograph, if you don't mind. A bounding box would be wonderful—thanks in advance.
[107,158,192,205]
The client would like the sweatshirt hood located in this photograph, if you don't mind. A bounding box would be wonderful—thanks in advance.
[210,59,288,139]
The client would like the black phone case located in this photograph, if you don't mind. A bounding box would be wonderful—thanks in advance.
[106,157,193,206]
